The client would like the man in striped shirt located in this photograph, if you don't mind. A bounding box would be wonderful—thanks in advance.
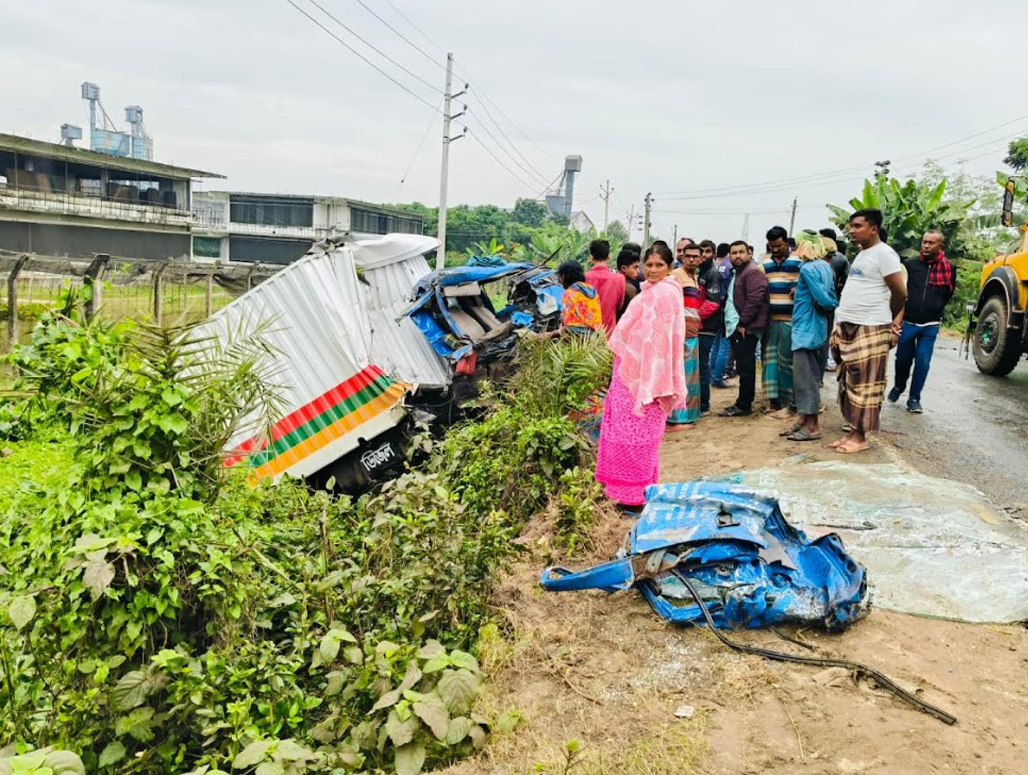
[761,226,803,412]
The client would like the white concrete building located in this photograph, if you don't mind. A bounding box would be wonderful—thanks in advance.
[191,191,424,265]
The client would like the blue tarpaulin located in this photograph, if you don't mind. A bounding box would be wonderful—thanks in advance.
[541,481,868,631]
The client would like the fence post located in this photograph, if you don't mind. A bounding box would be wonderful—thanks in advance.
[153,262,169,326]
[7,255,28,349]
[246,262,259,293]
[205,269,214,318]
[83,253,110,321]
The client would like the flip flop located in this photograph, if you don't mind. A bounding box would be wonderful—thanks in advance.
[787,429,822,442]
[779,423,802,437]
[666,422,695,432]
[829,438,848,449]
[841,422,854,432]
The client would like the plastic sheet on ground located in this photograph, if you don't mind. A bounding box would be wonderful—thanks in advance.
[720,460,1028,623]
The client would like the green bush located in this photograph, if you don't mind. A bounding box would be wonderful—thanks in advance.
[0,299,595,774]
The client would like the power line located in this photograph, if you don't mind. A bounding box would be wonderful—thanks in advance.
[377,0,555,166]
[391,97,443,202]
[467,131,538,192]
[464,113,549,187]
[279,0,441,112]
[658,130,1026,202]
[654,111,1028,199]
[467,93,551,183]
[301,0,442,94]
[349,0,445,70]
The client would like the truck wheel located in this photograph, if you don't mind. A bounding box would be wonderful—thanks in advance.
[973,296,1022,376]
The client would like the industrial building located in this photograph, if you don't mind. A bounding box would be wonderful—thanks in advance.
[191,191,424,264]
[0,132,223,261]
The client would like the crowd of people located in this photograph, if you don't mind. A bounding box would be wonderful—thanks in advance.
[546,209,958,515]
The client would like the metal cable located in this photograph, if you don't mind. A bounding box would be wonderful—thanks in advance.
[667,570,958,726]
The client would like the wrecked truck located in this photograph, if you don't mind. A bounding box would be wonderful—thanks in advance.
[200,235,563,492]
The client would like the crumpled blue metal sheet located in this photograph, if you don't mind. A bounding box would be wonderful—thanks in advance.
[541,481,868,631]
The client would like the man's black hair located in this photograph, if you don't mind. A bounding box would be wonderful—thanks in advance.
[850,209,883,230]
[683,243,702,255]
[652,239,670,249]
[729,239,748,249]
[616,248,640,270]
[556,259,586,288]
[716,242,730,258]
[766,225,789,243]
[622,241,642,257]
[589,239,611,261]
[699,239,716,251]
[819,227,838,241]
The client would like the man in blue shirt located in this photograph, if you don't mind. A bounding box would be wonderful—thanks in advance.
[782,234,838,441]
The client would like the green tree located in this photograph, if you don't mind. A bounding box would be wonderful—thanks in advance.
[827,174,970,258]
[1003,137,1028,172]
[603,220,628,244]
[511,198,548,228]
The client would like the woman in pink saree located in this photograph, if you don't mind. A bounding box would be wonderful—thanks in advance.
[595,244,687,514]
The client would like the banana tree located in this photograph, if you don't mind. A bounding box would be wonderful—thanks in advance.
[828,175,970,258]
[465,237,506,259]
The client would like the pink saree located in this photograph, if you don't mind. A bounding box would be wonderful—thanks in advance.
[595,277,686,505]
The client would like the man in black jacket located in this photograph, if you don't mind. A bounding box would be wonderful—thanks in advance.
[887,229,956,413]
[695,240,725,414]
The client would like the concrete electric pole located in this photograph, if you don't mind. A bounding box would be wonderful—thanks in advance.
[600,179,612,232]
[788,197,798,238]
[436,53,467,270]
[643,192,653,247]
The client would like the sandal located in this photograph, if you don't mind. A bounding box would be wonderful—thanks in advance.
[841,422,854,432]
[787,429,822,442]
[719,405,752,417]
[779,423,802,437]
[666,422,695,432]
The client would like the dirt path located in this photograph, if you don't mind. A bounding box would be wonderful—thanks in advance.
[443,386,1028,775]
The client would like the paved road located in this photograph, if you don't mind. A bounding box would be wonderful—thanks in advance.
[871,336,1028,517]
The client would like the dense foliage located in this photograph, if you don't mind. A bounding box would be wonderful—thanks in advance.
[396,199,625,267]
[0,306,609,775]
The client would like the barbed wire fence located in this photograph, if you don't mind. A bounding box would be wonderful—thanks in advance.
[0,249,281,353]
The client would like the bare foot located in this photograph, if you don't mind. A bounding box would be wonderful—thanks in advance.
[666,423,695,433]
[835,440,870,454]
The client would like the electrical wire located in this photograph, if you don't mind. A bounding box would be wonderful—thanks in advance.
[653,111,1028,199]
[467,93,551,184]
[301,0,442,93]
[464,113,550,187]
[467,131,539,192]
[349,0,445,70]
[391,98,443,203]
[377,0,555,166]
[279,0,441,112]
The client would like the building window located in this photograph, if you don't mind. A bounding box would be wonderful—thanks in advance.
[351,206,423,235]
[193,236,221,258]
[229,195,313,228]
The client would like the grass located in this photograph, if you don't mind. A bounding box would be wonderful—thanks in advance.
[0,430,74,513]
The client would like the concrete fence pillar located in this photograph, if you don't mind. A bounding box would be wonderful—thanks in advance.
[7,255,28,349]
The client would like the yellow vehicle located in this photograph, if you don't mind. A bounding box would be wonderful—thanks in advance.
[970,179,1028,376]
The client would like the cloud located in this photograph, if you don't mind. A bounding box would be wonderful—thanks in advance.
[2,0,1023,242]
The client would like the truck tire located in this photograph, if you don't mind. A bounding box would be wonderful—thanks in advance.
[973,295,1023,377]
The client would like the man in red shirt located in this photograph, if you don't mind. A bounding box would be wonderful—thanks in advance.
[584,239,625,337]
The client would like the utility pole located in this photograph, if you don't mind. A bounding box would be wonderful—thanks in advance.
[436,53,467,270]
[672,224,678,249]
[788,197,798,238]
[626,204,635,241]
[643,192,653,246]
[741,213,750,242]
[600,179,612,232]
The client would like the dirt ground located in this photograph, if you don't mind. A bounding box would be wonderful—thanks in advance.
[442,385,1028,775]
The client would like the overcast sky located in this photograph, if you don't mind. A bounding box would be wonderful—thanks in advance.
[2,0,1025,244]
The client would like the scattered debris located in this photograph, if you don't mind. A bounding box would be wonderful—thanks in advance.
[540,481,869,631]
[674,704,696,719]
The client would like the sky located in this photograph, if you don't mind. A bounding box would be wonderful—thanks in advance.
[2,0,1025,245]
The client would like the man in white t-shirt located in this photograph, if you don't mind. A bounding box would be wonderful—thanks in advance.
[829,209,907,454]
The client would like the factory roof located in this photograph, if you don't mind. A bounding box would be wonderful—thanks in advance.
[0,133,225,180]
